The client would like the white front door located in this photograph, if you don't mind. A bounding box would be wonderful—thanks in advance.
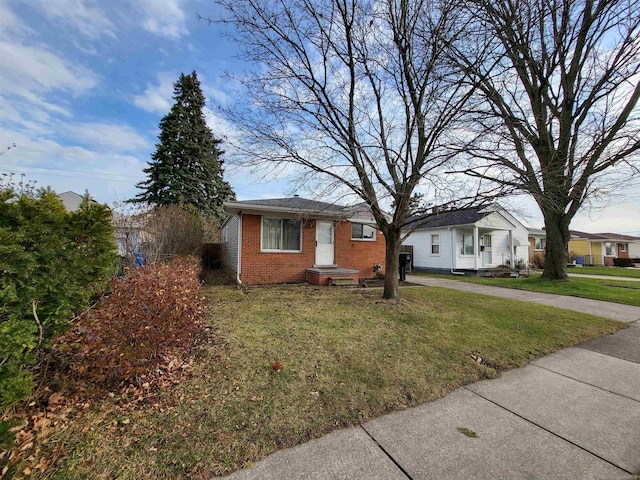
[482,234,492,266]
[315,221,334,266]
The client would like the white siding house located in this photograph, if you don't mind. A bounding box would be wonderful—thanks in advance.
[403,205,529,275]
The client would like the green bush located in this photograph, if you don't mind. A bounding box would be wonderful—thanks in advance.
[0,189,118,410]
[613,258,634,267]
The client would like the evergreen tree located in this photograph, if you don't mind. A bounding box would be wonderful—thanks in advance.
[131,71,234,222]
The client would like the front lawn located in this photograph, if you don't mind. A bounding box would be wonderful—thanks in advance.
[49,281,623,479]
[431,274,640,306]
[571,266,640,278]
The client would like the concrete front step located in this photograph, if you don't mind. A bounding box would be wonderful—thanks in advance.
[328,276,359,286]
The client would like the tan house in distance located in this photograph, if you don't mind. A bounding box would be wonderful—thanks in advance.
[568,231,640,266]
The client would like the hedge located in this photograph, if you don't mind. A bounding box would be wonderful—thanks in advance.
[0,189,118,409]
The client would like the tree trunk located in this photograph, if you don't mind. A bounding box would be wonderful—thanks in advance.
[383,228,402,299]
[540,212,570,280]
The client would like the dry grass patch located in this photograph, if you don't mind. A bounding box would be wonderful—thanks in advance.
[50,282,623,479]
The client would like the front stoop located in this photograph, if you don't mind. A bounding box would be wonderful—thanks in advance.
[328,277,359,287]
[306,268,359,286]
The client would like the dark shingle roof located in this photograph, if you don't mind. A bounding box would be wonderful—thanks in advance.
[571,230,640,242]
[404,206,489,230]
[226,197,349,216]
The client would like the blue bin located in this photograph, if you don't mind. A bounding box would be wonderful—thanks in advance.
[134,252,146,267]
[576,256,584,265]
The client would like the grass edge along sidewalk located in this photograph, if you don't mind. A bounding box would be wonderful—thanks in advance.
[417,273,640,307]
[49,283,624,479]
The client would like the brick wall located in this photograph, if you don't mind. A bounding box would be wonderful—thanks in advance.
[334,221,386,279]
[239,214,386,284]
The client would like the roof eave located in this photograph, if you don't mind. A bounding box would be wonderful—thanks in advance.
[223,202,346,219]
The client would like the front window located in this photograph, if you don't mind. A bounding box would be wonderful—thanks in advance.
[262,218,301,251]
[431,234,440,255]
[621,243,627,252]
[461,234,474,255]
[534,238,546,250]
[605,242,613,256]
[351,223,376,240]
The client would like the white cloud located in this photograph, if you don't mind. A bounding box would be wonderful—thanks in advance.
[0,41,98,98]
[132,72,175,115]
[29,0,116,40]
[64,122,152,152]
[134,0,189,39]
[0,0,33,38]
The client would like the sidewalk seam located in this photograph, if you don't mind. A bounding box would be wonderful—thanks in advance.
[462,386,635,476]
[359,425,413,480]
[529,363,640,403]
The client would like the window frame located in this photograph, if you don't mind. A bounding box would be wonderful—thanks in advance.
[621,243,627,252]
[430,234,440,256]
[260,217,303,253]
[351,222,377,241]
[605,242,614,256]
[460,233,474,256]
[534,237,546,251]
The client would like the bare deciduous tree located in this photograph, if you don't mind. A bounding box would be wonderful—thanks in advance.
[452,0,640,279]
[213,0,476,299]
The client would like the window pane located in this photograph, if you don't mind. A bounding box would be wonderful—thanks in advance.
[263,218,281,250]
[282,219,301,250]
[362,225,375,239]
[317,223,332,244]
[461,234,474,255]
[431,234,439,254]
[351,223,363,239]
[605,242,613,255]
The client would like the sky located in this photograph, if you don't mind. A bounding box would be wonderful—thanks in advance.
[1,0,639,235]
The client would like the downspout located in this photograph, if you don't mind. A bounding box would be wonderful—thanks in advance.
[450,228,465,275]
[236,212,243,286]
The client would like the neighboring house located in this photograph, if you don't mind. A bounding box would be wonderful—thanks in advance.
[569,231,640,266]
[402,205,529,275]
[221,197,386,285]
[57,191,87,212]
[527,228,546,264]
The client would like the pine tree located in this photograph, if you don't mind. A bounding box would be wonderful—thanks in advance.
[131,71,234,222]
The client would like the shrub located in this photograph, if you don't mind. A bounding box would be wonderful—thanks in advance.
[613,258,634,267]
[113,204,205,267]
[531,252,546,269]
[54,256,206,389]
[0,189,118,410]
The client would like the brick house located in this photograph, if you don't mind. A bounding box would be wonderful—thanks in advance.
[221,197,386,285]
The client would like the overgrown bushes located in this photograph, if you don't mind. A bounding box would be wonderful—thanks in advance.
[531,252,545,269]
[613,258,635,267]
[54,256,206,389]
[0,189,118,409]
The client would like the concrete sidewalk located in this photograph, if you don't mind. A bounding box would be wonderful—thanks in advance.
[568,272,640,282]
[406,274,640,323]
[220,281,640,480]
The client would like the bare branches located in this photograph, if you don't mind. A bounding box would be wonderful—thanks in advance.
[452,0,640,278]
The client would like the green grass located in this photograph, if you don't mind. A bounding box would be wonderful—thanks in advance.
[51,283,623,479]
[426,274,640,306]
[571,266,640,278]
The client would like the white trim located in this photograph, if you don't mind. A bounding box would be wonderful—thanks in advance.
[237,213,243,283]
[430,233,440,256]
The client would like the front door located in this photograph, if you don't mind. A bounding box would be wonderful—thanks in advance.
[481,234,493,266]
[315,221,334,266]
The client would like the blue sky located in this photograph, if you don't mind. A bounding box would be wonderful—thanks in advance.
[1,0,638,235]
